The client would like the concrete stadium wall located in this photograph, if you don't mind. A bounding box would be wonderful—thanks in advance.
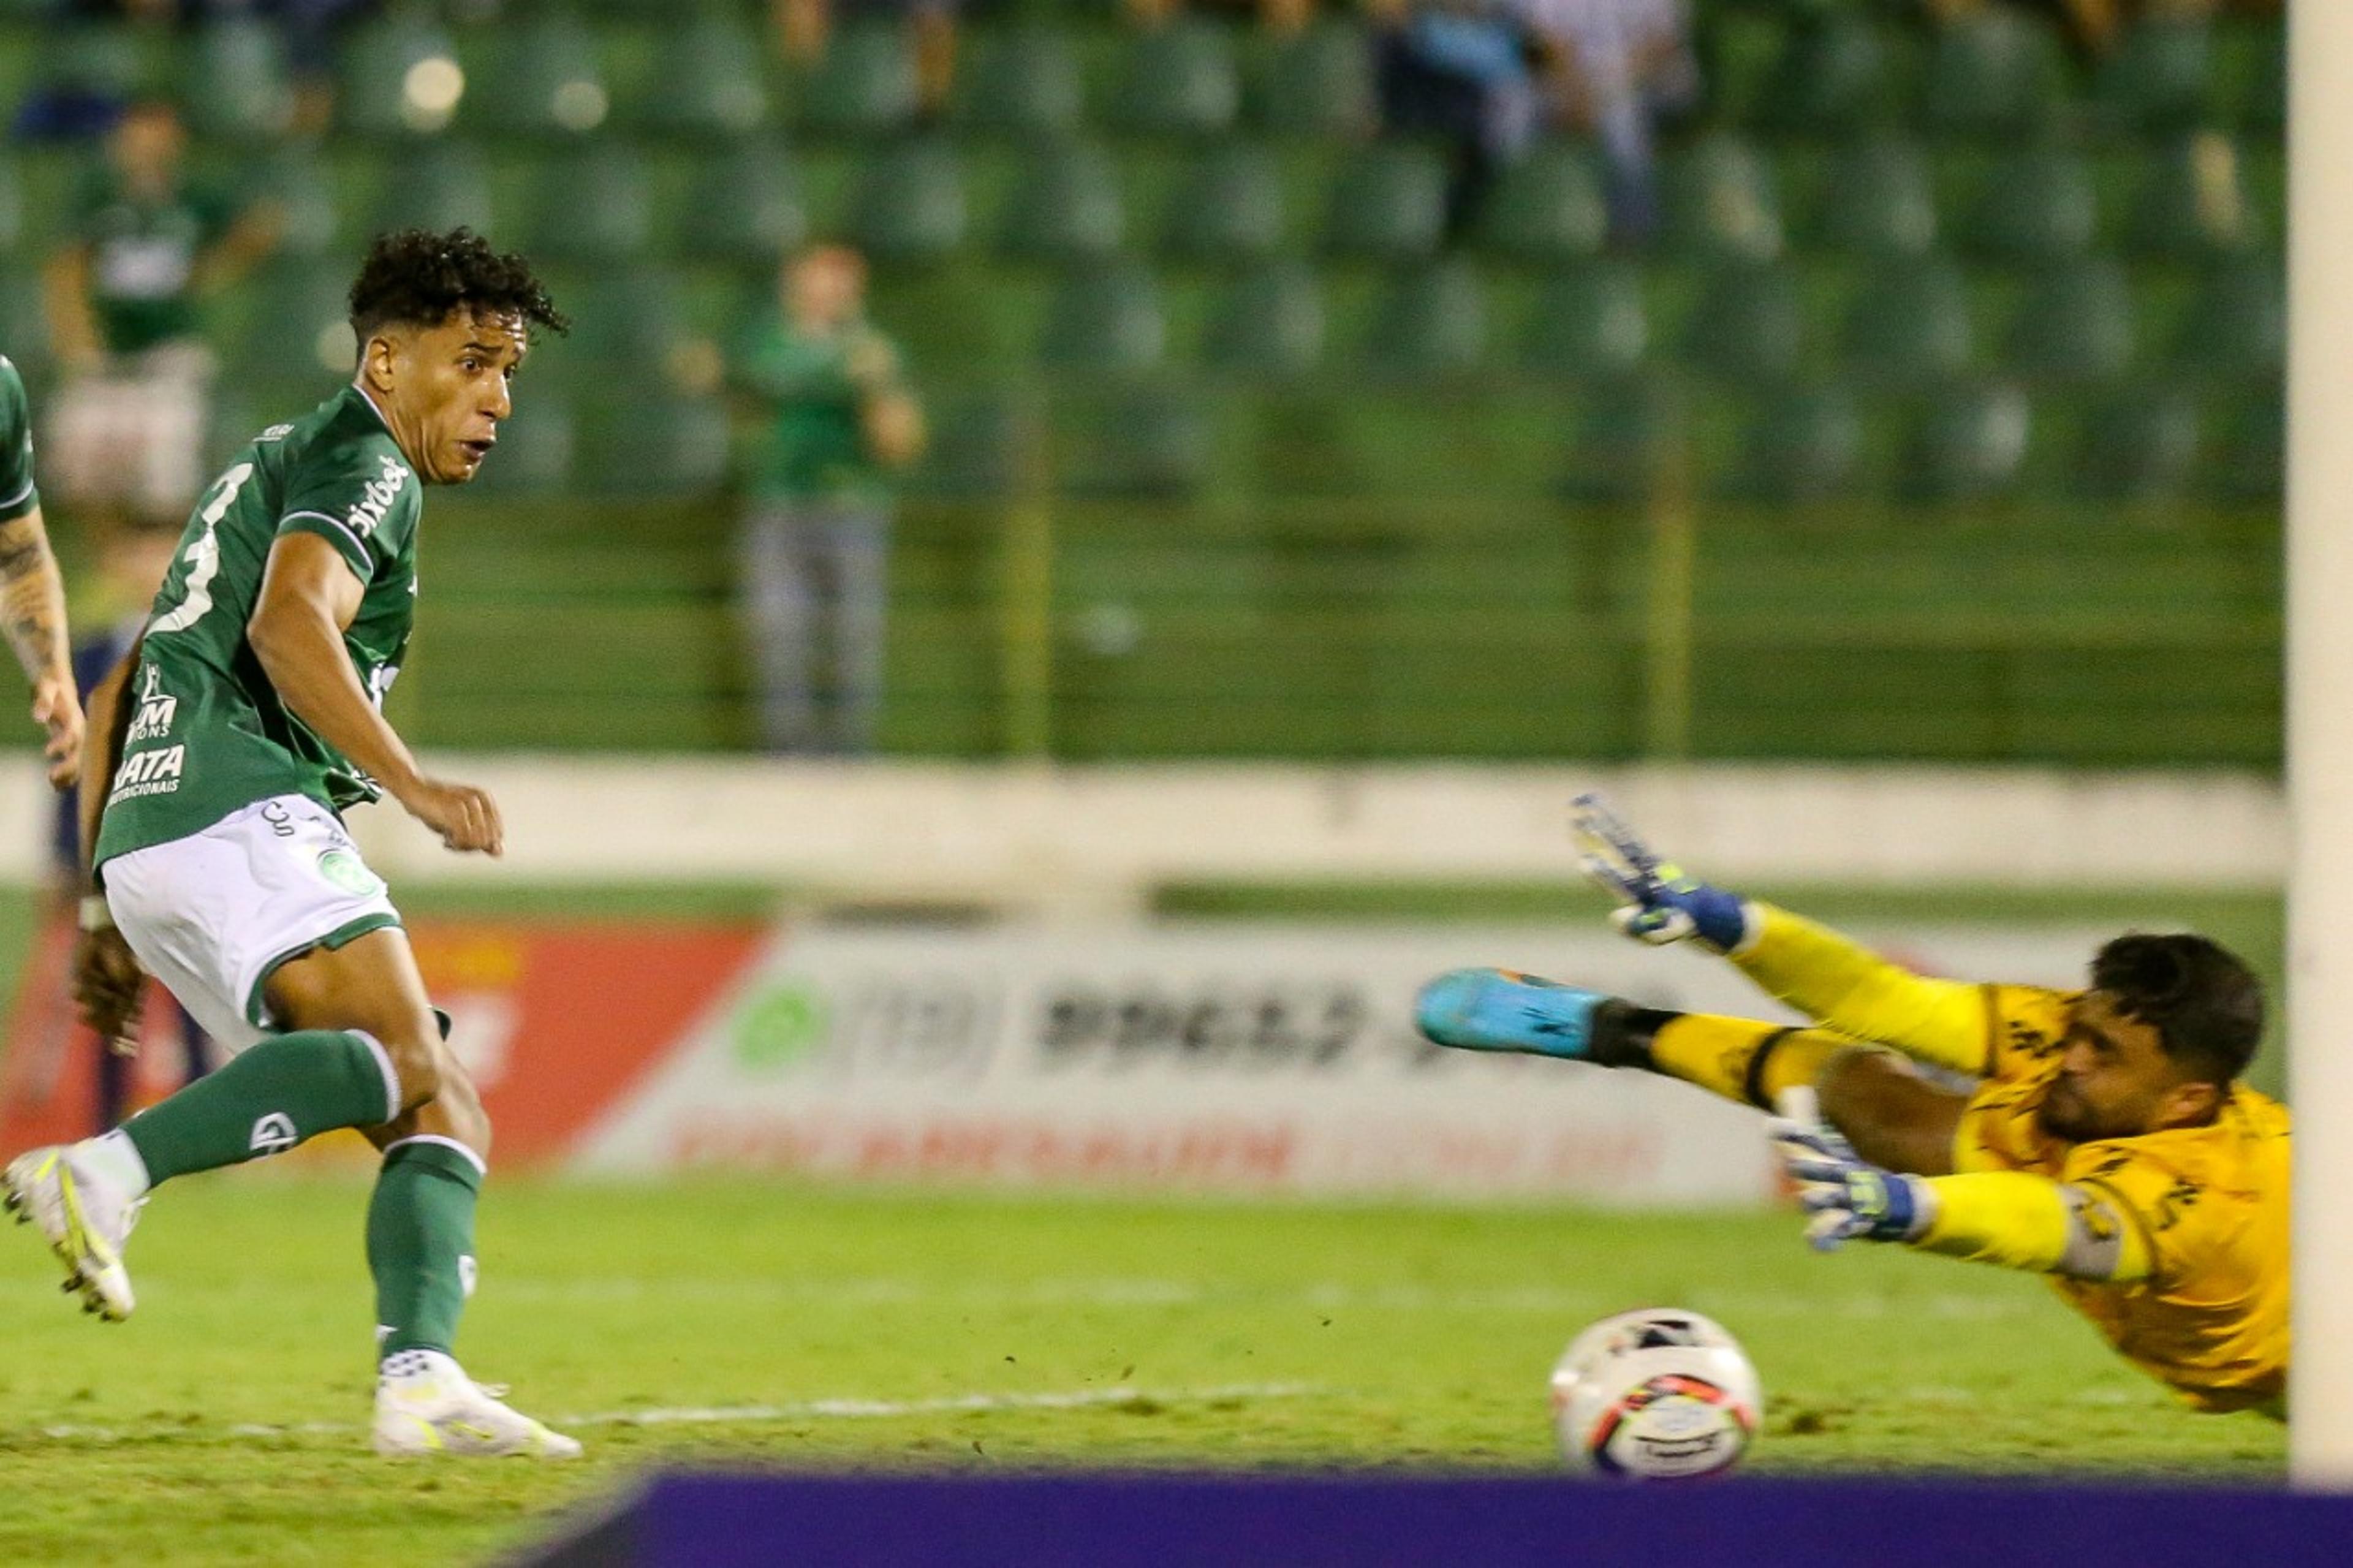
[2,758,2283,905]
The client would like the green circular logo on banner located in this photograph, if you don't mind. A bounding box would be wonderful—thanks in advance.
[734,985,826,1070]
[316,848,384,898]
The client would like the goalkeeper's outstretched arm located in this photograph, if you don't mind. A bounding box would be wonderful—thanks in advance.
[1574,795,1995,1078]
[1771,1104,2151,1284]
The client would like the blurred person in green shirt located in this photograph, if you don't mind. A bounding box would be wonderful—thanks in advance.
[730,244,924,754]
[42,96,278,526]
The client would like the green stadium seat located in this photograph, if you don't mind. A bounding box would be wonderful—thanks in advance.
[906,388,1024,500]
[1901,381,2033,502]
[2172,260,2283,378]
[996,140,1125,261]
[248,151,337,256]
[0,156,22,257]
[1842,257,1972,385]
[678,143,806,265]
[235,257,358,388]
[1959,145,2094,263]
[336,12,461,138]
[1057,382,1209,498]
[1809,137,1938,259]
[847,142,966,265]
[466,9,610,137]
[374,142,493,237]
[2005,259,2135,383]
[1161,142,1284,262]
[639,9,770,139]
[1107,18,1241,138]
[1519,261,1647,382]
[1038,262,1167,373]
[552,269,687,369]
[798,23,919,138]
[1559,382,1670,506]
[1476,143,1607,264]
[2127,133,2261,260]
[1322,143,1446,261]
[1754,14,1894,136]
[2202,389,2281,502]
[467,392,576,496]
[1678,261,1802,382]
[2237,24,2284,132]
[2095,18,2213,135]
[524,144,651,265]
[1201,260,1325,379]
[0,271,49,378]
[957,25,1083,138]
[1251,21,1374,138]
[1362,260,1484,380]
[185,19,294,143]
[1661,134,1783,261]
[1921,10,2068,140]
[576,392,729,495]
[2072,383,2201,502]
[1722,383,1864,502]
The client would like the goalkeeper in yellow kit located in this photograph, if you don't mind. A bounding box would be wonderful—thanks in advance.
[1416,797,2288,1417]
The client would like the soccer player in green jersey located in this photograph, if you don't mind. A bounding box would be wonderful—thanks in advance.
[0,352,85,785]
[3,229,579,1459]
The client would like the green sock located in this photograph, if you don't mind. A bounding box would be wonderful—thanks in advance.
[122,1029,399,1186]
[368,1138,484,1359]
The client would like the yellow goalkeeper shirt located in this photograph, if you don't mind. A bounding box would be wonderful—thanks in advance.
[1737,908,2290,1415]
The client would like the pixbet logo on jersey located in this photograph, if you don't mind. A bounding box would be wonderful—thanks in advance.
[345,454,409,542]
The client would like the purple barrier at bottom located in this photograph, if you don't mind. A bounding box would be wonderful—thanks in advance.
[518,1471,2352,1568]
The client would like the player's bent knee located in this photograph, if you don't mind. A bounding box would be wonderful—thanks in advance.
[381,1030,447,1111]
[1814,1047,1965,1177]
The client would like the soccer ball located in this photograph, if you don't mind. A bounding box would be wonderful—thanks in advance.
[1550,1308,1762,1479]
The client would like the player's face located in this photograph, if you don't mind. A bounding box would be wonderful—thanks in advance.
[2038,992,2195,1142]
[387,308,528,485]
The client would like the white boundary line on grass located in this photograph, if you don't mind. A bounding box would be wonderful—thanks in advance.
[29,1382,1324,1445]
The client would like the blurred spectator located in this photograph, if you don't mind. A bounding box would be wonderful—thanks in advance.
[1373,0,1545,241]
[42,523,210,1131]
[776,0,959,118]
[1518,0,1698,248]
[730,246,925,756]
[42,96,278,528]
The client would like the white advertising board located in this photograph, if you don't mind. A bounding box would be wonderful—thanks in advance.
[572,923,2108,1203]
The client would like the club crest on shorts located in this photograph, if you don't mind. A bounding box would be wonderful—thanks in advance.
[317,847,384,898]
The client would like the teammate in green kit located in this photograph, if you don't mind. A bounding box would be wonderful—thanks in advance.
[0,354,86,786]
[4,230,579,1459]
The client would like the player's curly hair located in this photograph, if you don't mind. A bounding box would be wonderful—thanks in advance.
[347,228,569,343]
[2091,933,2263,1085]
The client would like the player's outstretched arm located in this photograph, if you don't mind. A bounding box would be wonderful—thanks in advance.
[1575,793,1989,1077]
[249,532,502,856]
[1768,1093,2151,1284]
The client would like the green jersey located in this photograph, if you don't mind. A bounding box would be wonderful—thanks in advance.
[94,385,421,872]
[74,167,235,355]
[735,315,904,503]
[0,356,37,523]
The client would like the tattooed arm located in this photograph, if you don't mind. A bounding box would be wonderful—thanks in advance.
[0,504,81,788]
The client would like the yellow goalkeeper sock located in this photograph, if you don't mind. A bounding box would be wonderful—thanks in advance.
[1643,1014,1848,1111]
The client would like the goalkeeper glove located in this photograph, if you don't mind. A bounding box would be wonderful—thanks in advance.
[1767,1091,1934,1252]
[1571,793,1753,954]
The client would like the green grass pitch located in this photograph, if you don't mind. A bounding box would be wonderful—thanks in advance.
[0,1180,2286,1565]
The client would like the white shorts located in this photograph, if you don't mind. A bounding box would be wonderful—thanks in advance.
[46,343,214,520]
[102,793,403,1058]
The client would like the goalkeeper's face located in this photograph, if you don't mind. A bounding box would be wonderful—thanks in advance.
[2038,992,2216,1143]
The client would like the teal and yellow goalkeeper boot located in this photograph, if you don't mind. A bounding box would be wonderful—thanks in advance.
[1414,968,1626,1060]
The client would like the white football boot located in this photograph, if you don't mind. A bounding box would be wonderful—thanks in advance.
[3,1144,142,1321]
[373,1350,584,1458]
